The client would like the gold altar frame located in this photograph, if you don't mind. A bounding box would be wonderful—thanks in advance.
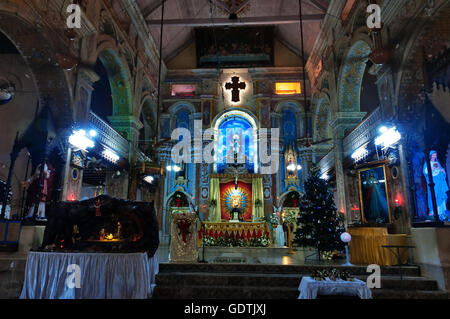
[357,163,392,224]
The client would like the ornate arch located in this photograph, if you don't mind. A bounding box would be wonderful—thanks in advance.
[313,93,332,142]
[97,48,133,116]
[275,101,305,140]
[338,40,372,112]
[0,12,72,129]
[168,101,196,131]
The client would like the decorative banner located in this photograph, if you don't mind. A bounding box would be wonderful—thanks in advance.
[220,181,252,221]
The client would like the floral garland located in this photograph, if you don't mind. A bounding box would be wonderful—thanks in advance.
[311,268,354,282]
[203,236,270,248]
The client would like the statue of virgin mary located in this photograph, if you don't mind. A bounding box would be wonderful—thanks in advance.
[423,151,449,220]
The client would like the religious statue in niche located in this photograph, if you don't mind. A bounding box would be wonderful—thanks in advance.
[227,133,246,165]
[284,145,299,186]
[174,163,188,187]
[230,192,244,222]
[423,150,449,220]
[24,162,55,221]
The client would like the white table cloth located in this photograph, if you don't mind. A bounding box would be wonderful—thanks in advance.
[20,251,159,299]
[298,276,372,299]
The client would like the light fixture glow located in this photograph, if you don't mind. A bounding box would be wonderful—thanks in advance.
[321,173,329,180]
[144,175,154,184]
[351,146,369,162]
[287,163,297,172]
[102,149,119,163]
[375,126,401,149]
[172,165,182,173]
[89,130,98,137]
[297,165,302,171]
[69,130,95,151]
[379,126,388,133]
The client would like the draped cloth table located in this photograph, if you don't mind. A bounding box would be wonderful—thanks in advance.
[298,277,372,299]
[348,227,408,266]
[20,251,159,299]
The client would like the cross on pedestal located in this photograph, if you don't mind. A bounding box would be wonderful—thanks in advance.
[225,76,246,103]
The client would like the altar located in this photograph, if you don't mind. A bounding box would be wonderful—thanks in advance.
[199,222,271,247]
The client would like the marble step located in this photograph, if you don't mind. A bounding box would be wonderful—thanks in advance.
[153,285,300,299]
[153,285,449,300]
[155,272,439,291]
[372,289,450,299]
[159,263,422,277]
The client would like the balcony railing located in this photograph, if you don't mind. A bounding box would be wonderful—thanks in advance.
[88,112,130,159]
[343,107,383,157]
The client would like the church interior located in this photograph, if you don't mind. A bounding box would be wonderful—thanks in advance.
[0,0,449,301]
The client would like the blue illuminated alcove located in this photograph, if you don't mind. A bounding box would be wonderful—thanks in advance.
[217,115,255,173]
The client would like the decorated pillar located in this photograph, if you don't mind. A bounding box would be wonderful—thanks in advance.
[74,67,100,123]
[330,112,366,223]
[61,67,99,203]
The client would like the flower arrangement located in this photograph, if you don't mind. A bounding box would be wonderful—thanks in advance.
[283,210,297,225]
[311,268,354,281]
[250,237,271,247]
[269,213,280,225]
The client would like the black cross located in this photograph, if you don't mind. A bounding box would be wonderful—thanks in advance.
[225,76,246,103]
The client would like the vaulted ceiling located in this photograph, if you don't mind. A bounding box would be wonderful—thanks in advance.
[133,0,330,64]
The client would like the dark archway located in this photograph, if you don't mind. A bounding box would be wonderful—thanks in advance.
[91,58,113,124]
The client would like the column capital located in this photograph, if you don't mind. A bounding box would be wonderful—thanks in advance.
[77,67,100,88]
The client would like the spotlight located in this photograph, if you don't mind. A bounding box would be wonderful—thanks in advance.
[69,130,95,151]
[375,126,401,148]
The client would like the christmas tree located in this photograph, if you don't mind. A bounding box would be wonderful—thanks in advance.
[294,165,345,257]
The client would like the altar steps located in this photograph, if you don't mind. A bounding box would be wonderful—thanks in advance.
[0,259,26,299]
[152,263,449,299]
